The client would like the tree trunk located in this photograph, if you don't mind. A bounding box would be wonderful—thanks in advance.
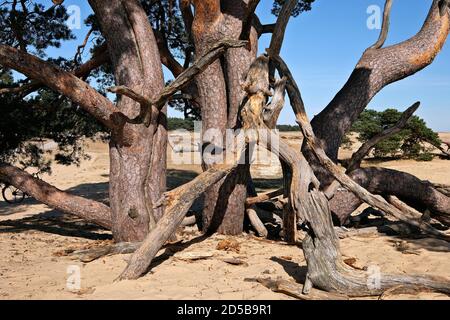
[89,0,166,242]
[192,0,257,235]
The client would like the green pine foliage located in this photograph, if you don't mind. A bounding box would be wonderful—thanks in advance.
[347,108,442,161]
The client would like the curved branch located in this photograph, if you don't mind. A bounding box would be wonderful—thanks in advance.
[311,0,450,160]
[346,101,420,172]
[369,0,393,50]
[271,53,449,240]
[109,39,247,126]
[0,45,119,131]
[153,29,185,77]
[267,0,297,57]
[0,164,111,229]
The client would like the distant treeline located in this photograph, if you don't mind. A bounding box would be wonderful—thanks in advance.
[168,118,300,132]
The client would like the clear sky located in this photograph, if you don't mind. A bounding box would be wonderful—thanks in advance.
[42,0,450,131]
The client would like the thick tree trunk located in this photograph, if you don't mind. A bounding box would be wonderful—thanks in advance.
[89,0,166,242]
[192,0,257,235]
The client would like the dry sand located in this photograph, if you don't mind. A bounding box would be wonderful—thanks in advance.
[0,133,449,300]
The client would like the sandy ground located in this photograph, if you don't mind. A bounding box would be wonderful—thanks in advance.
[0,133,449,300]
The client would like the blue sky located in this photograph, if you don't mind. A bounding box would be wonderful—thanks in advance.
[41,0,450,131]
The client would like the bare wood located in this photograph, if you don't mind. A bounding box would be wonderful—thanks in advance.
[311,0,450,161]
[0,164,111,229]
[71,242,140,263]
[263,77,287,128]
[435,183,450,197]
[346,102,420,172]
[258,53,450,296]
[118,164,239,280]
[109,39,247,126]
[440,0,450,16]
[387,195,426,220]
[246,278,349,300]
[245,188,284,207]
[369,0,393,50]
[246,207,268,238]
[181,215,197,226]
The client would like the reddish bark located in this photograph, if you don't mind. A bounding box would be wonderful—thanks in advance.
[0,164,111,229]
[89,0,166,242]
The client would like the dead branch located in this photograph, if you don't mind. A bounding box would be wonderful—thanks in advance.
[435,183,450,197]
[118,163,240,280]
[387,195,427,221]
[245,188,284,207]
[440,0,450,16]
[266,53,450,295]
[369,0,393,50]
[182,215,197,227]
[245,277,349,300]
[263,77,287,128]
[271,53,449,241]
[71,242,140,263]
[109,39,247,127]
[246,207,268,238]
[346,102,420,172]
[74,28,94,63]
[310,0,450,162]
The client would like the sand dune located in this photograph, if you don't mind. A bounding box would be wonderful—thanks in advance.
[0,134,449,300]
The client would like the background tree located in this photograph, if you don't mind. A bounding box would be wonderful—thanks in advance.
[346,108,442,161]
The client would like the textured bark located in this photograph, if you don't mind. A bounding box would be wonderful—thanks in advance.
[89,0,165,242]
[307,0,450,188]
[192,0,256,235]
[270,54,450,295]
[0,45,119,132]
[119,164,237,280]
[0,164,111,229]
